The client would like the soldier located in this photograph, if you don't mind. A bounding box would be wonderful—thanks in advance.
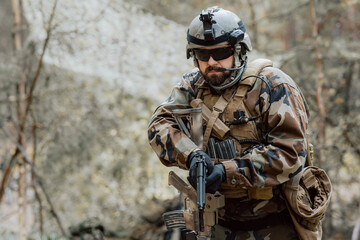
[148,6,309,240]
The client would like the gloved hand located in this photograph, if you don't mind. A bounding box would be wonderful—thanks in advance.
[187,150,214,189]
[205,163,226,194]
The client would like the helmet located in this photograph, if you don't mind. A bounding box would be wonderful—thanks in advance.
[186,6,252,92]
[186,6,252,58]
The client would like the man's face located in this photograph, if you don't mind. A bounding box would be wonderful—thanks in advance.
[195,45,234,86]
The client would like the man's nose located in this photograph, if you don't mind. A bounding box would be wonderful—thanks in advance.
[207,56,218,65]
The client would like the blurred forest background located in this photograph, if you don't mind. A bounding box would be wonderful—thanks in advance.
[0,0,359,239]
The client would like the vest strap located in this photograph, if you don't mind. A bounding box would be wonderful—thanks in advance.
[196,88,204,99]
[235,84,251,98]
[203,95,229,151]
[197,58,273,155]
[240,58,273,86]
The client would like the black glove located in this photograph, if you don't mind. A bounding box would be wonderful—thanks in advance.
[205,163,226,194]
[187,150,214,188]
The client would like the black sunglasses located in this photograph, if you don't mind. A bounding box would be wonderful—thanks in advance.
[193,47,234,62]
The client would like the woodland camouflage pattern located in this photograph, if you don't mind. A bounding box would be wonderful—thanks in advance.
[148,66,310,230]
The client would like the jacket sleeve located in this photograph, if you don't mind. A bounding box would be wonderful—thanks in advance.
[147,71,201,169]
[221,67,310,189]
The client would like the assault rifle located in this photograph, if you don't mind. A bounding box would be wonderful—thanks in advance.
[163,171,224,240]
[167,107,224,239]
[195,155,206,233]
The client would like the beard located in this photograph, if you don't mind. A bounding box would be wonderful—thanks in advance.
[201,66,231,86]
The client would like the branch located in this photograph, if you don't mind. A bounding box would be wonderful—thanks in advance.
[1,124,67,237]
[0,144,19,203]
[21,0,58,128]
[30,110,43,235]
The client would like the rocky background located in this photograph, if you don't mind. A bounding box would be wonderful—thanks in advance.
[0,0,359,239]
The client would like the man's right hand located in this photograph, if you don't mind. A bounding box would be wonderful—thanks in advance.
[187,150,214,188]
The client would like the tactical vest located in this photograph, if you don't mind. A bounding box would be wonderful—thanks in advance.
[191,59,274,199]
[186,59,331,238]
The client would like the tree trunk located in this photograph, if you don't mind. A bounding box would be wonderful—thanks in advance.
[11,0,22,50]
[12,0,28,238]
[309,0,326,167]
[247,0,258,47]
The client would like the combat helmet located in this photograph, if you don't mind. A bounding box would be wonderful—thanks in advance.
[186,6,252,92]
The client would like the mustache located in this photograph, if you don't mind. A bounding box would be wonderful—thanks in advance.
[205,66,224,74]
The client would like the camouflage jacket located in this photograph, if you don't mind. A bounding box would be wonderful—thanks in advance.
[148,64,310,219]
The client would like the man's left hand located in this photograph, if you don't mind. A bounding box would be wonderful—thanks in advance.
[205,163,226,194]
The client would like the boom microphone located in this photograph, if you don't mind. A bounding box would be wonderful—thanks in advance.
[217,67,242,72]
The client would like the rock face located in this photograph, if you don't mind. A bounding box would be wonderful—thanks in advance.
[23,0,193,101]
[0,0,193,238]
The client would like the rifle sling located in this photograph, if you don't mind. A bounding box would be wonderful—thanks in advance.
[203,95,229,151]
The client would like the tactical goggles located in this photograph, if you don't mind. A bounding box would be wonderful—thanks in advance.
[193,47,234,62]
